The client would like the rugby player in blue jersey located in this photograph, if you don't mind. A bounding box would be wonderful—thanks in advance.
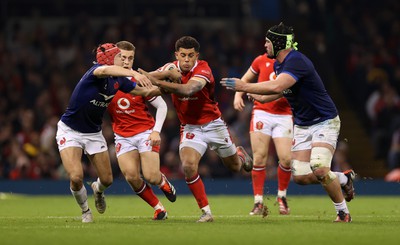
[221,23,355,222]
[56,43,154,223]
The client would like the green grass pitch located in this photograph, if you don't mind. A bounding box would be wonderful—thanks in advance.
[0,194,399,245]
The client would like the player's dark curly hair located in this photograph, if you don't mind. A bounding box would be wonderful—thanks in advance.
[175,36,200,52]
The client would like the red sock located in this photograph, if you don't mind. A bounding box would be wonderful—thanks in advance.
[252,165,266,196]
[186,173,208,208]
[278,163,291,191]
[135,182,159,207]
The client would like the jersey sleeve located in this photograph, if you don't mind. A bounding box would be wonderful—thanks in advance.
[193,62,213,83]
[281,56,308,82]
[117,77,137,93]
[250,55,263,75]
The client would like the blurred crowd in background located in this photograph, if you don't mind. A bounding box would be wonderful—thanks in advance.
[0,0,399,181]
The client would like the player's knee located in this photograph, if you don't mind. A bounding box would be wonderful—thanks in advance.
[124,173,140,185]
[279,156,291,168]
[229,159,242,172]
[310,147,332,175]
[312,167,329,179]
[70,174,84,186]
[182,164,197,177]
[253,154,267,167]
[100,176,113,187]
[309,147,335,185]
[143,172,160,185]
[315,171,336,186]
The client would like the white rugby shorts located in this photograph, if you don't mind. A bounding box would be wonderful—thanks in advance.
[180,117,236,157]
[56,120,108,155]
[250,109,293,138]
[114,129,159,157]
[292,116,341,151]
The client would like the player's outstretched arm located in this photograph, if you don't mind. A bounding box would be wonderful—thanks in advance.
[149,68,182,84]
[93,65,152,88]
[131,70,153,89]
[129,85,162,97]
[221,75,293,95]
[139,68,204,96]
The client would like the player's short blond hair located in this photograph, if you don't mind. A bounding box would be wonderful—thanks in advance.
[116,41,136,51]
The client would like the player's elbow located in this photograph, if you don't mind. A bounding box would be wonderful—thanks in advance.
[95,65,120,78]
[271,84,285,94]
[93,66,108,77]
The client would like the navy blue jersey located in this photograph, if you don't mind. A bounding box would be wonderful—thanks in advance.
[61,64,136,133]
[275,50,338,126]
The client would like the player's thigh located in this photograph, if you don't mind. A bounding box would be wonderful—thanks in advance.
[87,150,112,180]
[250,131,271,165]
[292,149,311,162]
[140,151,161,180]
[180,147,202,167]
[273,137,292,166]
[117,150,141,178]
[59,147,84,178]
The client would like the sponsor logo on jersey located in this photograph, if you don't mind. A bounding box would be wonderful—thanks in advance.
[117,98,130,110]
[98,93,115,101]
[178,96,198,101]
[90,100,110,107]
[116,98,136,114]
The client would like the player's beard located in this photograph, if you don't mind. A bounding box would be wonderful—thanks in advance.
[267,53,275,59]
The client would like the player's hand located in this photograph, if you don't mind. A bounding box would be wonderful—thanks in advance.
[246,93,255,102]
[168,68,182,84]
[148,131,161,146]
[138,68,162,86]
[247,93,262,102]
[233,95,245,112]
[220,78,244,91]
[132,71,153,89]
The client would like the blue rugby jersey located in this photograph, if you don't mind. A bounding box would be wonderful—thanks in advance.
[274,50,338,126]
[61,64,136,133]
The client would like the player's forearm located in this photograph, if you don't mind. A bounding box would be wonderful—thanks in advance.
[157,81,195,96]
[234,91,245,99]
[151,97,167,133]
[94,65,135,77]
[149,70,170,80]
[129,85,158,97]
[251,93,282,103]
[242,81,282,95]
